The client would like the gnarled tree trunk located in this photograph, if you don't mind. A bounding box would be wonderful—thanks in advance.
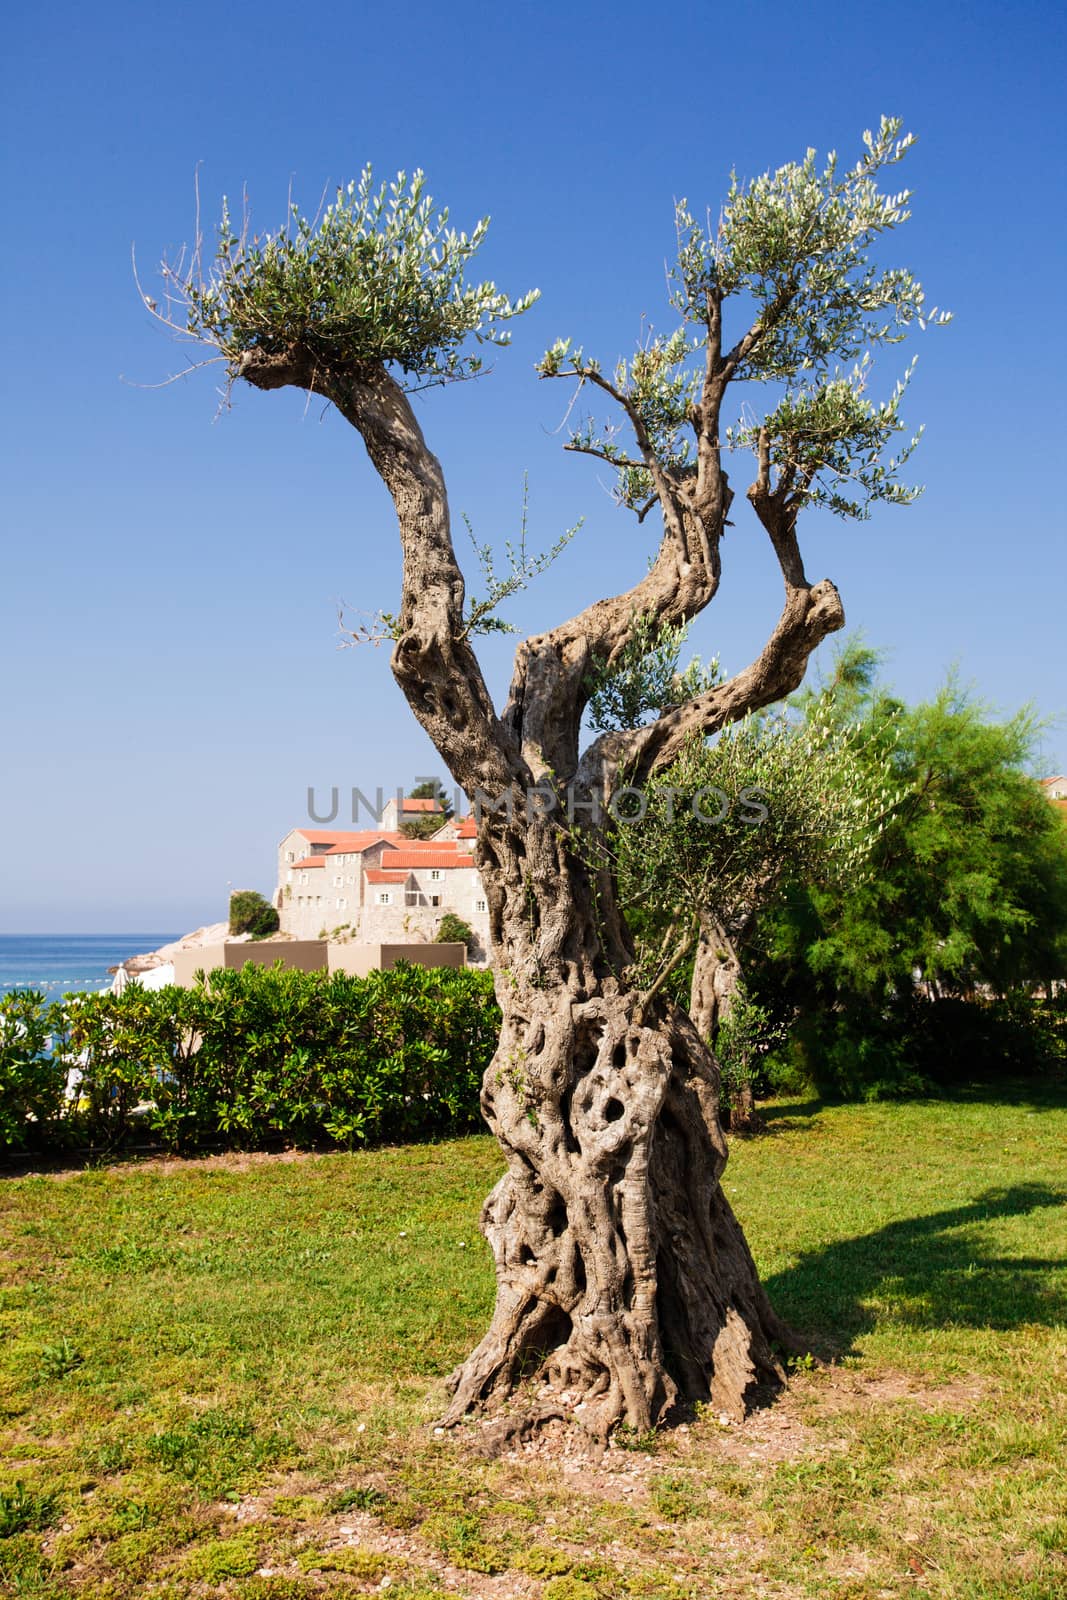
[441,816,791,1436]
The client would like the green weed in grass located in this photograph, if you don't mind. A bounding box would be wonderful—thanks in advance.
[542,1579,598,1600]
[180,1530,262,1579]
[0,1480,57,1537]
[420,1510,506,1572]
[514,1544,575,1576]
[297,1543,391,1576]
[35,1339,84,1381]
[648,1474,703,1522]
[325,1485,386,1514]
[146,1406,288,1493]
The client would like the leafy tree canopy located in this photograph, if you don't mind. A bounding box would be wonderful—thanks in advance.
[436,912,474,950]
[158,167,539,390]
[538,118,949,521]
[228,889,280,939]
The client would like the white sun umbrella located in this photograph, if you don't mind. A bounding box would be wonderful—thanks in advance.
[139,963,174,990]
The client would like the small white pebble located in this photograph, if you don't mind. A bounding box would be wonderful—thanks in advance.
[718,1413,732,1426]
[398,1231,407,1237]
[357,1423,366,1433]
[433,1426,446,1435]
[458,1241,467,1248]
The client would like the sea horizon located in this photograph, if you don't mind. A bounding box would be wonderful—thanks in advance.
[0,933,181,998]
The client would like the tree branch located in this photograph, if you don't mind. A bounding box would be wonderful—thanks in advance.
[508,361,733,779]
[562,442,648,472]
[237,347,520,795]
[577,577,845,792]
[744,427,811,590]
[501,510,726,782]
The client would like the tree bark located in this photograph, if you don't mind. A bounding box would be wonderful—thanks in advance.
[688,912,763,1135]
[440,816,791,1437]
[689,913,744,1043]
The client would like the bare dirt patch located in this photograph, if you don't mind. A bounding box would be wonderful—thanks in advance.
[7,1146,323,1181]
[789,1363,989,1416]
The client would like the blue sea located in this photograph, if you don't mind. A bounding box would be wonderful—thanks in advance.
[0,935,179,999]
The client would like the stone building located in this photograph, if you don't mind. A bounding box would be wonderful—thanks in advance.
[274,820,491,959]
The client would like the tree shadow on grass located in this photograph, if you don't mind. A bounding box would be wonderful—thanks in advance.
[923,1075,1067,1112]
[753,1097,826,1135]
[757,1077,1067,1132]
[764,1183,1067,1358]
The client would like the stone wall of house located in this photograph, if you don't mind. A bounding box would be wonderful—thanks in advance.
[280,869,332,939]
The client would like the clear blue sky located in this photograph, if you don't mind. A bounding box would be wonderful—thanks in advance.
[2,0,1064,933]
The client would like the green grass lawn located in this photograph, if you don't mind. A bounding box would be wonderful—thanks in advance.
[2,1086,1065,1599]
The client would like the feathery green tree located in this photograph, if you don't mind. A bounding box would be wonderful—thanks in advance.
[761,648,1067,1094]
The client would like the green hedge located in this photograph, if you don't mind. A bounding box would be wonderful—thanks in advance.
[0,963,500,1155]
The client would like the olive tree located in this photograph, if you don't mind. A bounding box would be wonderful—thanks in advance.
[149,121,945,1437]
[598,702,894,1129]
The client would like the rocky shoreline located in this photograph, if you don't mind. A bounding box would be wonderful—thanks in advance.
[110,922,294,977]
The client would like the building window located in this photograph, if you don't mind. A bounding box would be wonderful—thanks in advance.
[337,897,347,910]
[475,898,487,913]
[333,876,343,887]
[377,891,392,906]
[429,869,442,882]
[430,894,441,908]
[286,850,295,863]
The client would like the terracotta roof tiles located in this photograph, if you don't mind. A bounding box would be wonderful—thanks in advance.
[388,851,476,871]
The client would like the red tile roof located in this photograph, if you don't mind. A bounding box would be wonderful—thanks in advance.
[323,836,401,857]
[431,815,478,841]
[365,869,409,884]
[388,851,476,871]
[400,797,443,812]
[1040,776,1067,788]
[292,856,326,870]
[295,829,403,853]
